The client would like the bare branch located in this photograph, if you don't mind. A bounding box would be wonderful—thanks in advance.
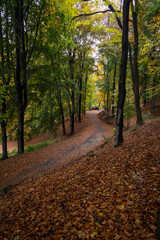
[72,9,121,21]
[27,0,45,64]
[72,3,133,31]
[108,4,122,30]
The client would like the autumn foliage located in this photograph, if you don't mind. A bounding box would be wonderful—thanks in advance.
[0,117,160,239]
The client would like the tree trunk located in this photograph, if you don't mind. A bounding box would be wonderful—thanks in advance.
[1,101,8,159]
[83,75,88,115]
[0,7,8,159]
[20,0,28,111]
[69,49,75,135]
[15,0,25,154]
[112,58,117,118]
[129,44,143,124]
[61,106,66,136]
[67,97,72,125]
[57,91,66,135]
[60,103,66,136]
[150,78,156,109]
[115,0,131,146]
[131,0,143,124]
[70,89,75,135]
[78,52,84,122]
[78,74,82,122]
[17,107,25,154]
[106,60,110,118]
[142,87,147,107]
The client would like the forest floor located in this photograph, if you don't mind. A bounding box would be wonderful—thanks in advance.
[0,111,115,191]
[0,100,160,239]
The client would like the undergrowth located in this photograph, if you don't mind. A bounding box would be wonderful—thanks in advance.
[0,139,61,159]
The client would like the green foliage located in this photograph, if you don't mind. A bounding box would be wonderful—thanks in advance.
[25,140,60,152]
[102,135,113,142]
[0,140,61,159]
[143,111,152,121]
[129,125,138,132]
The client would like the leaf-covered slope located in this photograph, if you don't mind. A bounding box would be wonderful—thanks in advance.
[0,119,160,240]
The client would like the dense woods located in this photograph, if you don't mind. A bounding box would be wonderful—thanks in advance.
[0,0,160,158]
[0,1,160,239]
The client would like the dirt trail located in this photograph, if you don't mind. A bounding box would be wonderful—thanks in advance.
[0,111,114,191]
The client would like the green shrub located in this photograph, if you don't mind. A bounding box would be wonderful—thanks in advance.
[24,140,60,152]
[143,111,152,121]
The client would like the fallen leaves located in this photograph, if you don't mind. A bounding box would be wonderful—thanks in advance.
[0,118,160,239]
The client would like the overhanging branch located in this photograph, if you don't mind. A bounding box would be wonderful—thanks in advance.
[109,4,123,30]
[72,9,121,21]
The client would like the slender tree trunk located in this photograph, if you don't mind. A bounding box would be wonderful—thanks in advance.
[60,104,66,136]
[103,93,106,110]
[57,90,66,135]
[78,74,82,122]
[151,96,155,109]
[115,0,131,146]
[106,60,110,118]
[17,107,25,154]
[20,0,28,111]
[15,0,25,154]
[0,7,8,159]
[15,0,44,154]
[142,86,147,107]
[70,90,75,135]
[150,78,156,109]
[112,58,117,118]
[56,55,66,135]
[1,101,8,159]
[78,53,84,122]
[69,49,75,135]
[83,75,88,115]
[131,0,143,124]
[129,44,142,124]
[59,101,66,136]
[67,97,72,123]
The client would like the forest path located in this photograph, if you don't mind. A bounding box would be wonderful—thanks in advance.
[0,111,114,192]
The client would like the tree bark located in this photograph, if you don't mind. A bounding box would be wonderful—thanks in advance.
[14,0,44,154]
[15,0,25,154]
[0,7,8,159]
[131,0,143,124]
[1,101,8,159]
[58,92,66,135]
[70,90,75,135]
[115,0,131,146]
[69,49,76,135]
[83,75,88,115]
[112,58,117,118]
[150,78,156,109]
[106,60,110,118]
[78,74,82,122]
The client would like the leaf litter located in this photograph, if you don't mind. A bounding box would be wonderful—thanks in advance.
[0,118,160,240]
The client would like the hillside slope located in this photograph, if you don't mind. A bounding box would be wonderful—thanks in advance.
[0,117,159,239]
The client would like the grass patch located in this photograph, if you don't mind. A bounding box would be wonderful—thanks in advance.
[25,139,60,152]
[102,135,113,142]
[25,141,53,152]
[129,124,138,132]
[0,139,61,159]
[143,111,153,121]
